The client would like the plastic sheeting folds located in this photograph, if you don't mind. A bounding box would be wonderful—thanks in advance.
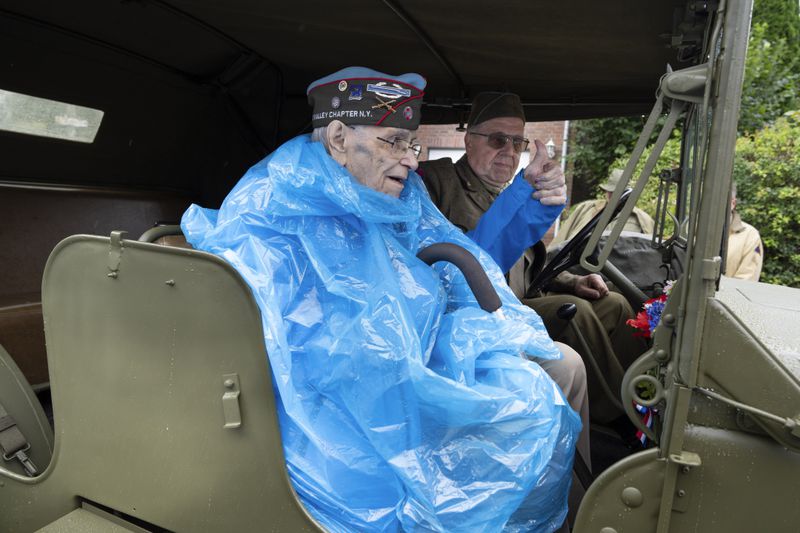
[182,135,580,532]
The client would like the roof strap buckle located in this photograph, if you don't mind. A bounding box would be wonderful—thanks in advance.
[2,444,38,477]
[0,410,39,477]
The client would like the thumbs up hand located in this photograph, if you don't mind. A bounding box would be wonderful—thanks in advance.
[525,139,567,206]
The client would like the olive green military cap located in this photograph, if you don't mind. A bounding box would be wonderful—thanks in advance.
[467,92,526,127]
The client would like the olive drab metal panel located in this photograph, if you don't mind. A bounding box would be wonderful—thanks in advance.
[0,234,321,532]
[0,344,54,477]
[37,504,149,532]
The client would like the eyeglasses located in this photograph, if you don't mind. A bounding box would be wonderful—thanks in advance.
[375,136,423,158]
[348,126,422,158]
[468,131,529,153]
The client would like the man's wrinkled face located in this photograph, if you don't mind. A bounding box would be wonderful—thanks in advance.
[345,126,419,198]
[465,116,525,186]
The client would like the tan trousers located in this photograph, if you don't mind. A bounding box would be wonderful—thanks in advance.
[534,342,591,470]
[525,292,647,423]
[533,342,590,528]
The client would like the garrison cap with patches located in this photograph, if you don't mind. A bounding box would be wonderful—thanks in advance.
[307,67,426,129]
[467,92,526,127]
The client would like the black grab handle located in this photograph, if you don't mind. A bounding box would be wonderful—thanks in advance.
[416,243,502,313]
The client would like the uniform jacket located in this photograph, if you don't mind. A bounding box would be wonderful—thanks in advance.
[549,198,655,248]
[725,210,763,281]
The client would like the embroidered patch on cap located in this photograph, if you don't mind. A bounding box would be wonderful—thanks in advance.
[307,67,426,129]
[349,84,363,101]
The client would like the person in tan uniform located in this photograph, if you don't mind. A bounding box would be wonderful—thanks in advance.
[418,93,647,427]
[725,182,763,281]
[550,168,655,247]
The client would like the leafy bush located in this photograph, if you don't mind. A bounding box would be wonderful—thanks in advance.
[568,116,645,202]
[739,22,799,134]
[732,112,800,286]
[752,0,800,54]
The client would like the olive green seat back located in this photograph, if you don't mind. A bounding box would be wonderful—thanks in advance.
[0,234,320,532]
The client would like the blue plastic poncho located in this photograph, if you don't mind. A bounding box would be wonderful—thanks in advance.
[182,135,580,532]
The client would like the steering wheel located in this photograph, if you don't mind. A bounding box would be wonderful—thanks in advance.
[529,189,633,294]
[525,240,548,287]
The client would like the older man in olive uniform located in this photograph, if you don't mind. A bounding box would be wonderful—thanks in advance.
[418,93,646,425]
[550,168,655,247]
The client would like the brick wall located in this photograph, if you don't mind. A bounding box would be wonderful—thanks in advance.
[417,121,567,161]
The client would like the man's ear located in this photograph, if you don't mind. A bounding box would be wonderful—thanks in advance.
[326,120,348,166]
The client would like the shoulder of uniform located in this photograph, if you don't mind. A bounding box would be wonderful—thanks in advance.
[580,198,603,207]
[741,220,762,238]
[417,157,456,181]
[633,206,655,219]
[568,199,601,213]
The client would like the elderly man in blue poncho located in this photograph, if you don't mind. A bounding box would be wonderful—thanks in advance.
[182,67,583,532]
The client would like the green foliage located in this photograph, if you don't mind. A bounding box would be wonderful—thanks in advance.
[568,116,644,202]
[752,0,800,58]
[739,22,800,134]
[732,112,800,287]
[568,0,800,200]
[739,0,800,133]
